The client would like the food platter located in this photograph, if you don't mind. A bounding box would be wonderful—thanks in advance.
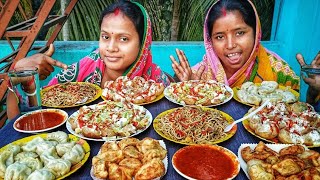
[164,80,233,107]
[233,82,299,106]
[101,92,164,105]
[13,109,68,133]
[238,142,310,179]
[41,82,102,108]
[242,102,320,148]
[153,106,237,145]
[101,76,165,105]
[0,132,90,180]
[90,138,168,180]
[66,102,153,141]
[172,144,240,180]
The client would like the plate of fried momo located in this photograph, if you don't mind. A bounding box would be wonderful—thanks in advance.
[233,81,299,106]
[91,137,168,180]
[238,141,316,180]
[0,131,90,180]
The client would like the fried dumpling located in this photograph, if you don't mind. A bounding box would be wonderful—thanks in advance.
[134,158,165,180]
[98,150,124,163]
[136,137,161,154]
[101,141,120,153]
[123,145,142,159]
[272,159,302,176]
[142,148,167,163]
[108,163,122,180]
[119,158,142,173]
[247,159,274,180]
[92,158,108,179]
[118,138,139,150]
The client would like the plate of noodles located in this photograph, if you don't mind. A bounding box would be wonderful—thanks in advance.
[153,106,237,145]
[41,82,102,108]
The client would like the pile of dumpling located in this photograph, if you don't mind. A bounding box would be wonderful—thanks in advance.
[0,131,85,180]
[237,81,297,105]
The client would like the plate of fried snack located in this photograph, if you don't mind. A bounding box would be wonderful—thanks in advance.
[0,131,90,180]
[164,80,233,107]
[233,81,299,106]
[238,141,320,180]
[243,101,320,147]
[101,76,165,105]
[91,137,167,180]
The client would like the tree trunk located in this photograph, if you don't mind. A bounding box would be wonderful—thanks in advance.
[60,0,69,41]
[170,0,180,41]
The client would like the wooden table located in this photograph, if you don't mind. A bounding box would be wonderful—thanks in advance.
[2,98,318,179]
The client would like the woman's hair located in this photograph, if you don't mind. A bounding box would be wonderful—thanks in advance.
[207,0,256,37]
[99,0,144,44]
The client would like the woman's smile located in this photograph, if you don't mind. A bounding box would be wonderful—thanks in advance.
[226,52,242,65]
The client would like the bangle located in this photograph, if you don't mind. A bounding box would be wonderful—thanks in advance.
[25,90,37,96]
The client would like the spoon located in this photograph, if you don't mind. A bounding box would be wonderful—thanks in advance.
[224,100,270,132]
[75,97,89,104]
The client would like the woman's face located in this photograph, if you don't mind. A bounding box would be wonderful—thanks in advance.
[211,10,255,77]
[99,12,140,74]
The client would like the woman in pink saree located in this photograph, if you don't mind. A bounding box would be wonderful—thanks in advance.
[171,0,299,89]
[8,0,170,120]
[48,1,170,87]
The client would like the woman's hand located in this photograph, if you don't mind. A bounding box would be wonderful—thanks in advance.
[170,48,205,81]
[14,44,67,80]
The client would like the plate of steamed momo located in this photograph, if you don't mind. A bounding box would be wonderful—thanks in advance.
[233,81,299,106]
[0,131,90,180]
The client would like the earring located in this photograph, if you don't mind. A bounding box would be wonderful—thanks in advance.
[233,44,237,48]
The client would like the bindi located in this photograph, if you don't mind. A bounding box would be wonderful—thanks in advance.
[221,7,227,16]
[114,8,120,16]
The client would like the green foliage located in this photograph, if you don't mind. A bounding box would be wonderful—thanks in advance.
[35,0,275,41]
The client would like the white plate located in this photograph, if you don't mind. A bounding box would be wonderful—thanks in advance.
[172,144,240,180]
[66,104,153,141]
[164,80,233,107]
[90,140,168,180]
[13,109,68,133]
[237,143,308,179]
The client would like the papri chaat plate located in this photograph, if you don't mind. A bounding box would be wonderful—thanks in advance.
[173,144,240,180]
[233,83,299,106]
[101,76,165,105]
[153,106,236,145]
[41,82,102,108]
[242,101,320,148]
[67,101,153,142]
[0,133,90,180]
[164,80,233,107]
[101,92,164,106]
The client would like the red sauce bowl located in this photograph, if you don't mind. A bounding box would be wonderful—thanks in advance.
[172,144,240,180]
[13,109,68,133]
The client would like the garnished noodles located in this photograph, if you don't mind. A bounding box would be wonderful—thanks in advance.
[42,82,97,107]
[155,106,229,144]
